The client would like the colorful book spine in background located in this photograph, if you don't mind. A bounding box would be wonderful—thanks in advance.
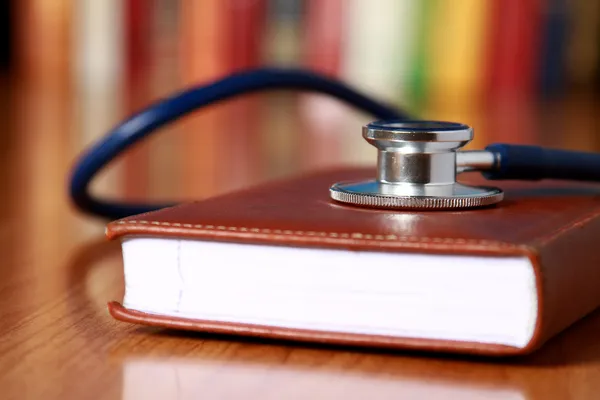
[484,0,543,100]
[123,0,153,200]
[147,0,181,199]
[342,0,417,104]
[179,0,229,199]
[595,0,600,93]
[393,0,421,106]
[302,0,344,77]
[220,0,266,191]
[426,0,489,108]
[259,0,304,179]
[341,0,419,163]
[562,0,600,151]
[536,1,600,152]
[226,0,266,71]
[406,0,434,114]
[71,0,124,234]
[483,0,543,145]
[262,0,303,65]
[425,0,490,149]
[72,0,123,144]
[14,0,72,83]
[566,0,600,89]
[11,0,80,241]
[299,0,346,169]
[538,0,569,98]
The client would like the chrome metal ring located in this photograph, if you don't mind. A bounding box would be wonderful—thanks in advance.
[328,119,504,210]
[330,182,504,210]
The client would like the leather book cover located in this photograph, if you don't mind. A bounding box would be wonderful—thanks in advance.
[106,167,600,356]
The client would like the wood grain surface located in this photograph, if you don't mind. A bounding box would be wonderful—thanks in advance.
[2,66,600,400]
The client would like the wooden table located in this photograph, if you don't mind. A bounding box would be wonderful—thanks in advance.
[1,75,600,400]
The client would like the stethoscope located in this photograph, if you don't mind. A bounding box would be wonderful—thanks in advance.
[69,68,600,220]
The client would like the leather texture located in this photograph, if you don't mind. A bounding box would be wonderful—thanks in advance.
[106,167,600,356]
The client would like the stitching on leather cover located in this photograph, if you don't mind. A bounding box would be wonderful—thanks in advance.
[115,220,522,248]
[535,206,600,246]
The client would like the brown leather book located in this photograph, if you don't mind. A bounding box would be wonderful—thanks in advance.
[106,167,600,356]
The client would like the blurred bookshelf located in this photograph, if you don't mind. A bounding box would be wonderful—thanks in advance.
[7,0,600,205]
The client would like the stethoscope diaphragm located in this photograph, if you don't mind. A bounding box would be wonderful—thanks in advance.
[329,120,504,210]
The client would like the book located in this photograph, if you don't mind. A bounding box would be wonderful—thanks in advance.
[341,0,417,104]
[565,0,600,89]
[122,0,153,200]
[299,0,346,169]
[178,0,229,199]
[483,0,543,100]
[71,0,124,234]
[537,0,569,98]
[147,0,180,199]
[426,0,490,109]
[406,0,434,113]
[258,0,304,181]
[423,0,490,151]
[106,168,600,356]
[341,0,417,163]
[220,0,266,192]
[482,0,543,145]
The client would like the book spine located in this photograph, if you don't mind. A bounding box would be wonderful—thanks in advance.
[302,0,344,77]
[298,0,346,169]
[122,0,153,200]
[226,0,266,71]
[71,0,125,223]
[12,0,80,235]
[259,0,303,179]
[147,0,181,198]
[262,0,303,65]
[484,0,543,100]
[14,0,73,83]
[534,213,600,352]
[394,0,421,106]
[406,0,434,113]
[179,0,229,198]
[341,0,415,162]
[425,0,490,149]
[537,0,569,98]
[72,0,123,144]
[426,0,490,108]
[566,0,600,90]
[220,0,266,191]
[482,0,543,145]
[595,2,600,93]
[341,0,410,103]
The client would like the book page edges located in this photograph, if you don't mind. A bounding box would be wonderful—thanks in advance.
[106,226,545,356]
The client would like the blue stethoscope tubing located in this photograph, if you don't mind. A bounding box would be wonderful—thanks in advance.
[69,67,600,220]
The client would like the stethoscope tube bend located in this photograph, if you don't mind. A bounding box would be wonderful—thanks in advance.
[68,68,600,218]
[69,68,408,219]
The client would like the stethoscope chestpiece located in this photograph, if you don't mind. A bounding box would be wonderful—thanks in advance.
[329,120,504,210]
